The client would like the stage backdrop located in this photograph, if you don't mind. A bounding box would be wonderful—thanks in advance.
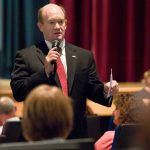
[0,0,49,78]
[0,0,150,82]
[51,0,150,82]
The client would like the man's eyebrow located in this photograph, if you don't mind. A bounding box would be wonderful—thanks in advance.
[48,19,65,20]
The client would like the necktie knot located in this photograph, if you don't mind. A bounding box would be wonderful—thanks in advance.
[57,47,62,54]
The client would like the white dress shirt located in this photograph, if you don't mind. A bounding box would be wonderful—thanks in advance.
[0,116,20,135]
[45,40,67,76]
[0,125,3,135]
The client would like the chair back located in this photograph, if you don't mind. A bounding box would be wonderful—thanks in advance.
[112,124,141,149]
[87,115,111,141]
[1,120,25,143]
[0,138,94,150]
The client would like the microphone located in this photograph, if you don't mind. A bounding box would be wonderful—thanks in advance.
[52,40,60,48]
[51,40,60,65]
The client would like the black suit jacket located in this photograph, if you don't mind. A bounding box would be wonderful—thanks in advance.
[10,41,112,138]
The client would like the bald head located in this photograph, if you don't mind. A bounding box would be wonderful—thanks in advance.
[0,96,15,114]
[37,3,67,42]
[38,4,66,24]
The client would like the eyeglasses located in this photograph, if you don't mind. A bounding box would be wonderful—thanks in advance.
[47,19,66,26]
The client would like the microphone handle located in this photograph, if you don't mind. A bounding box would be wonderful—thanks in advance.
[50,47,58,75]
[50,40,60,74]
[50,46,58,65]
[51,60,56,65]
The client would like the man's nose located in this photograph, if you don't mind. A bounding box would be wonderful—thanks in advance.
[54,22,60,28]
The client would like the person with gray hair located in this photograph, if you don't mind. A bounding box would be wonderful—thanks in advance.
[0,96,19,134]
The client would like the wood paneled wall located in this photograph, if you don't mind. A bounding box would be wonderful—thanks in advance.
[0,80,143,117]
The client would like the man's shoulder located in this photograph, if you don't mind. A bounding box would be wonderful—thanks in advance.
[66,42,92,55]
[17,41,48,55]
[17,44,37,54]
[5,117,20,122]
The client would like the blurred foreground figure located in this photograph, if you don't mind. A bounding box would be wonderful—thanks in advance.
[141,102,150,150]
[22,85,73,141]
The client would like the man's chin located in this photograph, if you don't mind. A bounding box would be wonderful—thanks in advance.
[54,34,63,39]
[53,37,63,41]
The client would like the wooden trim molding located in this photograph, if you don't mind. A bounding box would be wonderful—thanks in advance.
[0,80,143,116]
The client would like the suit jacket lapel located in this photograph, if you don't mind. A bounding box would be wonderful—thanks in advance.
[65,44,77,94]
[35,41,61,87]
[34,41,77,92]
[35,41,48,65]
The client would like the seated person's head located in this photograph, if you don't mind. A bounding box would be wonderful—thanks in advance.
[142,69,150,87]
[113,93,145,126]
[0,96,16,124]
[22,85,73,141]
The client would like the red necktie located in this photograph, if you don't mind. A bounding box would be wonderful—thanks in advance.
[57,56,68,95]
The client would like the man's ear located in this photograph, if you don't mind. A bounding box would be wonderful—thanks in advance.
[65,19,67,30]
[37,22,43,32]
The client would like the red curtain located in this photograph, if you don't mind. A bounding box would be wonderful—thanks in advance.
[51,0,150,82]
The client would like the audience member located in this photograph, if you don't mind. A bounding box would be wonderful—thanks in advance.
[0,96,19,134]
[140,102,150,150]
[134,69,150,105]
[94,93,145,150]
[22,84,73,141]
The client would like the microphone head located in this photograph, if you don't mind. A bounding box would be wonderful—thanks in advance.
[51,40,60,65]
[51,40,60,48]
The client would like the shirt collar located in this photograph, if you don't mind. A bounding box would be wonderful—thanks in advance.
[45,39,65,50]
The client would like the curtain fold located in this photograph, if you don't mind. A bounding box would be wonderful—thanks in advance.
[51,0,150,82]
[144,0,150,70]
[1,0,149,81]
[1,0,49,78]
[125,0,135,81]
[0,0,3,51]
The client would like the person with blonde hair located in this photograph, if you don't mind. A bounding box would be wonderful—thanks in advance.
[141,101,150,150]
[134,69,150,105]
[22,84,73,141]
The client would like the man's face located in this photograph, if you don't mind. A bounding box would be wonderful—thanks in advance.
[38,5,67,42]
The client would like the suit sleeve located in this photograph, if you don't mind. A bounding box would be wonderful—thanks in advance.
[87,53,112,107]
[10,51,49,102]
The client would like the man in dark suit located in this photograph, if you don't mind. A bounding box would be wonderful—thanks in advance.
[10,3,118,138]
